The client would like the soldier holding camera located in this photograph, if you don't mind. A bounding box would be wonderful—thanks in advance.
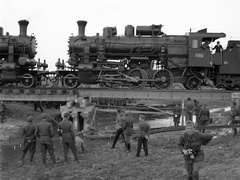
[178,121,213,180]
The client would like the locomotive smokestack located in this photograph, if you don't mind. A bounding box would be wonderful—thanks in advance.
[18,20,29,36]
[77,20,87,37]
[0,27,3,36]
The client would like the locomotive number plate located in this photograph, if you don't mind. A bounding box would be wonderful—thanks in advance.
[195,53,204,58]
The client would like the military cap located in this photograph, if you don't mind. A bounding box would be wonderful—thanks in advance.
[27,116,34,122]
[77,131,83,136]
[63,111,71,117]
[185,120,195,127]
[42,114,49,119]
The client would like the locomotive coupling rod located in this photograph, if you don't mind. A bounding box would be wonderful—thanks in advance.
[121,74,138,82]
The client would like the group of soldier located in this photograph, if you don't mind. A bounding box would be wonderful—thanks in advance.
[21,112,81,167]
[20,98,239,180]
[173,97,240,136]
[110,107,150,157]
[21,108,151,166]
[173,97,211,132]
[175,97,240,180]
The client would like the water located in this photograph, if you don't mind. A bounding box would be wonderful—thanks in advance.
[0,138,63,163]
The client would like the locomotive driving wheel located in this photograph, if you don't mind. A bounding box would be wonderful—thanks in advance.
[20,73,35,88]
[186,76,202,90]
[63,74,78,88]
[152,69,174,89]
[100,71,122,89]
[127,68,148,89]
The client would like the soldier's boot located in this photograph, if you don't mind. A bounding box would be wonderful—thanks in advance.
[193,172,199,180]
[121,134,125,143]
[20,152,26,166]
[127,143,131,152]
[50,153,56,164]
[233,129,237,136]
[187,174,193,180]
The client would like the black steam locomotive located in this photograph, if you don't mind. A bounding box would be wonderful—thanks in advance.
[1,20,239,90]
[63,20,240,90]
[0,20,48,88]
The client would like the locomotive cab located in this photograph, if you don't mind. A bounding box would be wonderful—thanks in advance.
[187,29,226,67]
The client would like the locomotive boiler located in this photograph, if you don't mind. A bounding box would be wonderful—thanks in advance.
[0,20,48,88]
[64,20,240,90]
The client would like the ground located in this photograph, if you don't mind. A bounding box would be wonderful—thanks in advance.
[0,100,240,180]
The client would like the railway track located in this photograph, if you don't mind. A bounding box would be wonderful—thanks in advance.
[0,86,237,102]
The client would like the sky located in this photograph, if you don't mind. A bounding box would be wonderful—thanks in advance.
[1,0,240,70]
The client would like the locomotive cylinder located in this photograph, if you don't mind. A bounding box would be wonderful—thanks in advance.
[18,20,29,36]
[77,21,87,37]
[18,57,36,66]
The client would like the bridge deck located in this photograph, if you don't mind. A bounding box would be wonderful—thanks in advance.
[0,87,236,102]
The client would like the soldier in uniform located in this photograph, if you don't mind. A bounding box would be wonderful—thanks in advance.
[178,121,213,180]
[122,116,134,152]
[198,104,210,133]
[0,101,5,123]
[230,102,239,136]
[58,112,79,163]
[212,41,223,53]
[136,114,150,157]
[34,101,43,112]
[185,98,195,121]
[21,116,37,165]
[35,114,56,166]
[193,100,201,125]
[173,103,182,127]
[111,107,126,149]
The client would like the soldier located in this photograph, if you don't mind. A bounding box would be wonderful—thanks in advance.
[185,98,195,121]
[173,103,181,127]
[178,121,213,180]
[212,41,223,53]
[0,101,4,123]
[201,40,210,50]
[193,100,201,126]
[136,114,150,157]
[83,120,96,135]
[34,101,43,112]
[58,112,79,164]
[111,107,126,149]
[122,116,134,152]
[21,116,37,165]
[35,114,56,167]
[230,102,239,136]
[198,104,210,133]
[75,131,85,153]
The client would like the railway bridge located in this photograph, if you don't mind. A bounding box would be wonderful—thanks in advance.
[0,87,238,102]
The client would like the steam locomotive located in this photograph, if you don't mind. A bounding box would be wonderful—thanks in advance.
[64,20,240,90]
[0,20,48,88]
[1,20,239,90]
